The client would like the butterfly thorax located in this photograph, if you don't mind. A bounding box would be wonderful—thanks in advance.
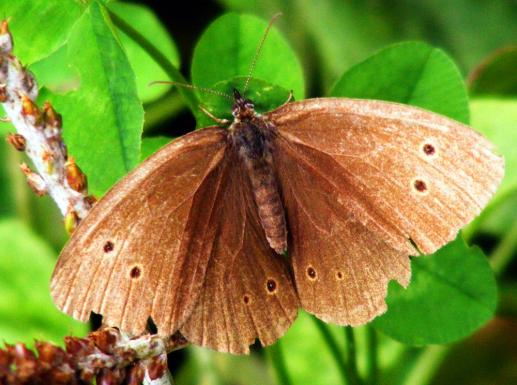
[228,90,287,254]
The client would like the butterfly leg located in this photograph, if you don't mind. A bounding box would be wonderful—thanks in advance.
[199,105,231,126]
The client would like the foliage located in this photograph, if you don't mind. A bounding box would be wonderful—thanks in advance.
[0,1,515,385]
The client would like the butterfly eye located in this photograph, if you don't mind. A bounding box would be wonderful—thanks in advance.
[306,266,317,281]
[103,241,114,253]
[335,271,344,280]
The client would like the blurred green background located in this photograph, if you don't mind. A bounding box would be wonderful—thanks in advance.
[0,0,516,384]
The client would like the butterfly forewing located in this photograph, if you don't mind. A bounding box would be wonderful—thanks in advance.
[51,127,229,336]
[268,98,503,326]
[180,152,299,354]
[268,98,504,255]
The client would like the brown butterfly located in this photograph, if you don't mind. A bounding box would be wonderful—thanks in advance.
[51,88,503,354]
[50,21,504,355]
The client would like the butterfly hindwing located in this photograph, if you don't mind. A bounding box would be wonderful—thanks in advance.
[180,152,299,354]
[273,135,411,325]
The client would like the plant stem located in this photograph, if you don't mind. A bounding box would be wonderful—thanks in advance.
[107,9,200,117]
[365,326,378,385]
[312,317,350,385]
[268,342,293,385]
[398,346,448,385]
[344,327,363,385]
[489,218,517,275]
[143,91,186,132]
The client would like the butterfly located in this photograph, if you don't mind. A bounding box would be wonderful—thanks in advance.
[50,15,504,354]
[50,85,503,353]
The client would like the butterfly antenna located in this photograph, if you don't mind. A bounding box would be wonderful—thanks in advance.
[148,80,233,100]
[242,12,283,94]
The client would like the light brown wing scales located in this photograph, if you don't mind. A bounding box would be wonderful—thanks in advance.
[274,136,410,325]
[51,128,229,336]
[268,98,503,326]
[180,154,298,354]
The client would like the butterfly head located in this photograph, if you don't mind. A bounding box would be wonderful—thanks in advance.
[232,89,255,121]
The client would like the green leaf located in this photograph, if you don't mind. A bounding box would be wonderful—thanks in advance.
[218,0,517,85]
[470,98,517,201]
[29,45,79,94]
[331,42,470,124]
[0,219,87,346]
[217,0,394,89]
[2,0,85,64]
[191,12,304,118]
[140,136,172,162]
[44,1,144,196]
[107,1,180,103]
[373,237,497,345]
[286,0,394,89]
[469,47,517,96]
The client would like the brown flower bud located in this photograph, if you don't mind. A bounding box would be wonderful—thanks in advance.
[65,156,88,193]
[9,343,38,382]
[64,209,80,234]
[20,163,47,196]
[96,368,125,385]
[147,354,167,380]
[126,363,145,385]
[20,95,42,126]
[0,20,9,35]
[43,101,62,128]
[90,329,118,354]
[6,133,26,151]
[0,84,7,102]
[85,194,98,208]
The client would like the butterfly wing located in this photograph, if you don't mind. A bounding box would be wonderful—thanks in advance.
[268,98,503,325]
[180,151,299,354]
[51,127,230,336]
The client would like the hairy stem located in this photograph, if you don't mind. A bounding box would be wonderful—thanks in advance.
[398,346,449,385]
[144,91,186,133]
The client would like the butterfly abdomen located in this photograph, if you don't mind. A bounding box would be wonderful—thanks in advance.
[232,119,287,254]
